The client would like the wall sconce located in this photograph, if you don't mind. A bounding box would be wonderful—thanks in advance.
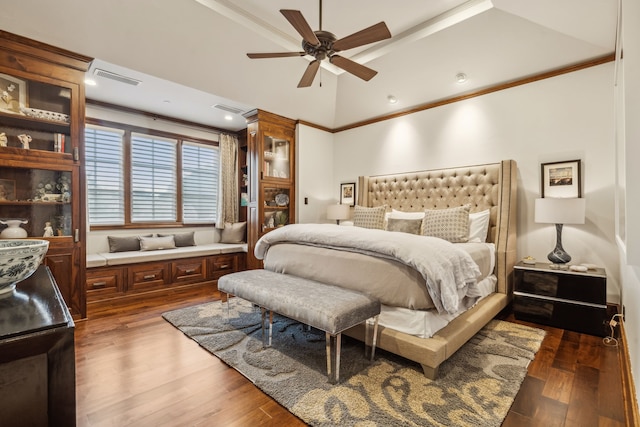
[535,198,586,269]
[326,204,350,225]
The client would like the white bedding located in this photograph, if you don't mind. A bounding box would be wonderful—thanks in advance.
[255,223,481,314]
[372,274,498,338]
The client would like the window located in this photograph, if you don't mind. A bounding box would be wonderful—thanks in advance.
[182,141,219,223]
[85,122,220,227]
[131,133,177,222]
[85,126,125,225]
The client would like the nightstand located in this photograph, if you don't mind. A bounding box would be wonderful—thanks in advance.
[513,261,607,336]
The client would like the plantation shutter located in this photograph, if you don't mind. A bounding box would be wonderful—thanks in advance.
[131,133,177,222]
[182,141,219,224]
[85,125,125,225]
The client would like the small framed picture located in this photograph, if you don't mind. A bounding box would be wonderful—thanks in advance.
[0,73,27,114]
[541,159,581,198]
[0,178,16,201]
[340,182,356,206]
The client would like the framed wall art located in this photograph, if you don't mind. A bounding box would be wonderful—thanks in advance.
[340,182,356,206]
[0,73,27,114]
[541,159,581,198]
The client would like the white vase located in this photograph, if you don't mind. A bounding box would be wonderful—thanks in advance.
[0,219,28,239]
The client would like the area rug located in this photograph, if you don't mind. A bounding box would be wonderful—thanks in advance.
[163,299,545,427]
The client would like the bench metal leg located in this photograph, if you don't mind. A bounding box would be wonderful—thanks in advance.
[326,332,341,384]
[260,308,273,347]
[365,315,379,361]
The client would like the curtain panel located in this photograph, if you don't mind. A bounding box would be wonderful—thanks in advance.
[216,133,239,228]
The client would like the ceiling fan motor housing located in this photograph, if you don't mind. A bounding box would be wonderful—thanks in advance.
[302,30,336,60]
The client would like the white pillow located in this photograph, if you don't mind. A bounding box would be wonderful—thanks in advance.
[390,209,425,220]
[469,209,491,243]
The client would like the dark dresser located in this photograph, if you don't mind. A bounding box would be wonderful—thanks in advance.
[513,261,607,337]
[0,266,76,426]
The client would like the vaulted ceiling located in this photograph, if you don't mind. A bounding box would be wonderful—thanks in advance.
[0,0,617,131]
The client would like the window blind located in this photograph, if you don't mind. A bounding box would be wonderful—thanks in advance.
[85,126,125,225]
[182,141,219,223]
[131,133,177,222]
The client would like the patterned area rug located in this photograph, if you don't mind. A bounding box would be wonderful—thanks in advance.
[163,298,545,427]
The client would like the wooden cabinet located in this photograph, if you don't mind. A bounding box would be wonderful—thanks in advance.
[514,262,608,336]
[243,109,296,269]
[0,31,92,318]
[0,266,76,426]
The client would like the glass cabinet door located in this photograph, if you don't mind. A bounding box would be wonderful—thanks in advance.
[262,186,291,233]
[0,166,74,239]
[262,135,290,179]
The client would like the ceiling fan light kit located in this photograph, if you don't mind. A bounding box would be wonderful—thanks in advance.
[247,1,391,88]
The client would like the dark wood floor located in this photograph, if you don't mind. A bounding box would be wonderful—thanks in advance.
[75,285,627,426]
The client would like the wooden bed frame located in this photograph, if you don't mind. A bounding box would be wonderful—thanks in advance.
[344,159,518,379]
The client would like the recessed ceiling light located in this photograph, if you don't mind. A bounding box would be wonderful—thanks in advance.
[456,73,468,84]
[84,78,97,86]
[163,100,171,104]
[387,95,398,104]
[224,115,233,121]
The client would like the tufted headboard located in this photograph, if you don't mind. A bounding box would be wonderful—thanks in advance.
[357,160,517,296]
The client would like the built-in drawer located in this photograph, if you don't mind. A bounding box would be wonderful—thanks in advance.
[128,262,168,291]
[171,258,206,284]
[86,267,124,301]
[208,254,236,280]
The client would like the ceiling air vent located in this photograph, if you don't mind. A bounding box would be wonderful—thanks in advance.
[93,68,141,86]
[212,104,245,115]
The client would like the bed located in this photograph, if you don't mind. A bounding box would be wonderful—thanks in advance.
[255,160,517,378]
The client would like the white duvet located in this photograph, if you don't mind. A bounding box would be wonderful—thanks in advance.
[254,224,481,315]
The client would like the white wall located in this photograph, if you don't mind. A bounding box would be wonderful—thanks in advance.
[297,63,619,301]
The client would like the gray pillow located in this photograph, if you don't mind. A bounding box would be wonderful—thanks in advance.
[220,222,246,243]
[107,234,152,253]
[158,232,195,247]
[422,205,471,243]
[386,217,422,235]
[139,235,176,251]
[353,205,387,230]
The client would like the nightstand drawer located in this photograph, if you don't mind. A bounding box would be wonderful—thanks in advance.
[514,294,607,336]
[515,270,605,305]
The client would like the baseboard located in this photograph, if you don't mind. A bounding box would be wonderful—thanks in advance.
[619,319,640,426]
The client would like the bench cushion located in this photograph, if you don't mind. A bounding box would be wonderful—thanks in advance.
[218,269,380,335]
[87,253,108,268]
[98,243,247,266]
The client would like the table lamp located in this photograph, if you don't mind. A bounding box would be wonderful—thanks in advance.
[327,204,350,225]
[534,198,586,269]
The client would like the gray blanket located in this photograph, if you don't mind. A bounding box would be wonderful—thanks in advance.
[254,224,481,314]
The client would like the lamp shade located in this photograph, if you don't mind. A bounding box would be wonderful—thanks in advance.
[535,198,586,224]
[327,204,350,221]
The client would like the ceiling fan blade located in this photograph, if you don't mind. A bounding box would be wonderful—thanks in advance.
[247,52,305,59]
[332,22,391,52]
[280,9,320,46]
[298,60,321,88]
[330,55,378,81]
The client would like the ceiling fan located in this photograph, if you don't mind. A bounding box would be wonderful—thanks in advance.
[247,0,392,88]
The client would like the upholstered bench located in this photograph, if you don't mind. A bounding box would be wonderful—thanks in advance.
[218,269,381,383]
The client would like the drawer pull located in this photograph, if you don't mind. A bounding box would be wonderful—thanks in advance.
[185,269,196,274]
[92,281,107,288]
[143,274,156,280]
[219,264,230,269]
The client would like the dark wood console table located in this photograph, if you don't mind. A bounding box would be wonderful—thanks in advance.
[0,266,76,426]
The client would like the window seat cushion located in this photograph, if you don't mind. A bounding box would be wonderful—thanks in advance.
[88,243,247,267]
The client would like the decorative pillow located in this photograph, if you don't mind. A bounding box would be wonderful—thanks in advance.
[469,209,491,243]
[139,235,176,251]
[107,234,152,253]
[386,218,422,235]
[422,205,471,243]
[220,222,246,243]
[353,205,387,229]
[158,231,195,247]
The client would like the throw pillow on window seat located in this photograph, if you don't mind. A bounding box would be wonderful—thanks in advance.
[107,234,153,253]
[158,231,196,247]
[139,235,177,251]
[220,222,247,243]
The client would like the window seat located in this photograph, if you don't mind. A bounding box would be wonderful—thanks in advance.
[87,242,247,268]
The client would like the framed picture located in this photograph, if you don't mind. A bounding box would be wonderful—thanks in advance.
[541,159,581,198]
[0,73,27,114]
[340,182,356,206]
[0,179,16,201]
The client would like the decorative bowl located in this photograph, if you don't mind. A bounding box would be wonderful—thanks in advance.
[0,239,49,295]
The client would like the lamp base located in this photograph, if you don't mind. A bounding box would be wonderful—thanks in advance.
[547,223,572,264]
